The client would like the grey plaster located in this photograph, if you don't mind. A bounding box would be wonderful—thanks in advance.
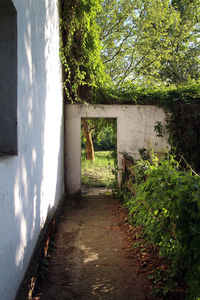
[0,0,17,154]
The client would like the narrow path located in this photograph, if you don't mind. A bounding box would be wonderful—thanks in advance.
[33,193,148,300]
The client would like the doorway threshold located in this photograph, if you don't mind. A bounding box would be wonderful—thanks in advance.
[81,185,112,196]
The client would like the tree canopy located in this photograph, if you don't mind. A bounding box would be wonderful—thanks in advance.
[98,0,200,87]
[60,0,200,102]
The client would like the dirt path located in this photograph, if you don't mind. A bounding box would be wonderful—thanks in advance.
[33,192,148,300]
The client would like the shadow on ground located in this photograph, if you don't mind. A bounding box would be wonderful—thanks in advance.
[32,191,148,300]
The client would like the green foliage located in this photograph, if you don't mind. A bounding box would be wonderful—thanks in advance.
[138,147,150,161]
[60,0,200,103]
[122,154,200,299]
[93,125,116,151]
[98,0,200,86]
[81,118,117,151]
[60,0,200,104]
[159,0,200,86]
[60,0,108,102]
[166,103,200,173]
[153,99,200,173]
[95,81,200,105]
[81,150,116,187]
[96,82,200,175]
[94,119,117,151]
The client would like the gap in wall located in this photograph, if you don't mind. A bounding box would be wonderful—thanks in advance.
[81,118,117,192]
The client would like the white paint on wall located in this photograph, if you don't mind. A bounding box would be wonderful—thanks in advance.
[65,104,169,195]
[0,1,64,299]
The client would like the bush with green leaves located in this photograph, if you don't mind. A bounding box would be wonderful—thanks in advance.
[122,154,200,299]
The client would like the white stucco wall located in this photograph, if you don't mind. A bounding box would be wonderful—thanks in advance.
[0,1,64,299]
[65,104,169,195]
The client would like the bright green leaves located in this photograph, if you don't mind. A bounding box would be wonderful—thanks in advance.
[98,0,180,85]
[60,0,107,102]
[60,0,200,102]
[98,0,200,87]
[135,0,179,78]
[122,154,200,298]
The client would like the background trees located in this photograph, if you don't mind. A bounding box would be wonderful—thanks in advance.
[60,0,200,169]
[81,118,117,160]
[60,0,200,102]
[98,0,200,87]
[159,0,200,86]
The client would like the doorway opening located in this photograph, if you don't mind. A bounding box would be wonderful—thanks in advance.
[81,118,117,191]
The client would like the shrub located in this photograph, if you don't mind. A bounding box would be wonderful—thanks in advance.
[123,155,200,299]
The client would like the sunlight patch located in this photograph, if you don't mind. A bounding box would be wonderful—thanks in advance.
[80,243,99,263]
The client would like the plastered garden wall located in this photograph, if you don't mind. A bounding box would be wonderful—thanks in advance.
[65,104,169,195]
[0,1,64,299]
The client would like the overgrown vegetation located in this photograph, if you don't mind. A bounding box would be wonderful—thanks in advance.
[60,0,107,103]
[119,153,200,299]
[60,0,200,171]
[60,1,200,296]
[162,104,200,173]
[60,0,200,103]
[95,82,200,105]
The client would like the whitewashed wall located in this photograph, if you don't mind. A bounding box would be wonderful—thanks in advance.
[65,104,169,195]
[0,1,64,299]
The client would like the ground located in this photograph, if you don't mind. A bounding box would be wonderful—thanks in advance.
[81,151,115,187]
[32,190,149,300]
[31,156,185,300]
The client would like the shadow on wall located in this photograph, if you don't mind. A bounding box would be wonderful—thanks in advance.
[0,1,64,299]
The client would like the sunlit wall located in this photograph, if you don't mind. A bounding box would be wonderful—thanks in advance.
[0,1,64,299]
[65,104,169,194]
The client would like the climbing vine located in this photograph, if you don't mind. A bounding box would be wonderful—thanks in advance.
[60,0,107,103]
[164,103,200,173]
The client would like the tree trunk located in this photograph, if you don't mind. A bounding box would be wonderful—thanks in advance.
[82,119,95,161]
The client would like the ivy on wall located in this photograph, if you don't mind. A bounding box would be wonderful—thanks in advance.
[165,103,200,173]
[60,0,107,103]
[96,83,200,173]
[95,82,200,106]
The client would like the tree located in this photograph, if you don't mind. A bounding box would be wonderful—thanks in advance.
[97,0,200,86]
[82,119,95,161]
[159,0,200,86]
[60,0,200,102]
[81,118,117,160]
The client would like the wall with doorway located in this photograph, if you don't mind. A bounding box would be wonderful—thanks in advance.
[65,104,169,195]
[0,1,64,299]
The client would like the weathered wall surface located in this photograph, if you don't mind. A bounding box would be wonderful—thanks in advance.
[0,1,64,299]
[65,104,169,195]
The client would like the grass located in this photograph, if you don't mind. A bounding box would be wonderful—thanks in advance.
[81,150,116,187]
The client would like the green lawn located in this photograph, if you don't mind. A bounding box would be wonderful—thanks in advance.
[81,150,116,187]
